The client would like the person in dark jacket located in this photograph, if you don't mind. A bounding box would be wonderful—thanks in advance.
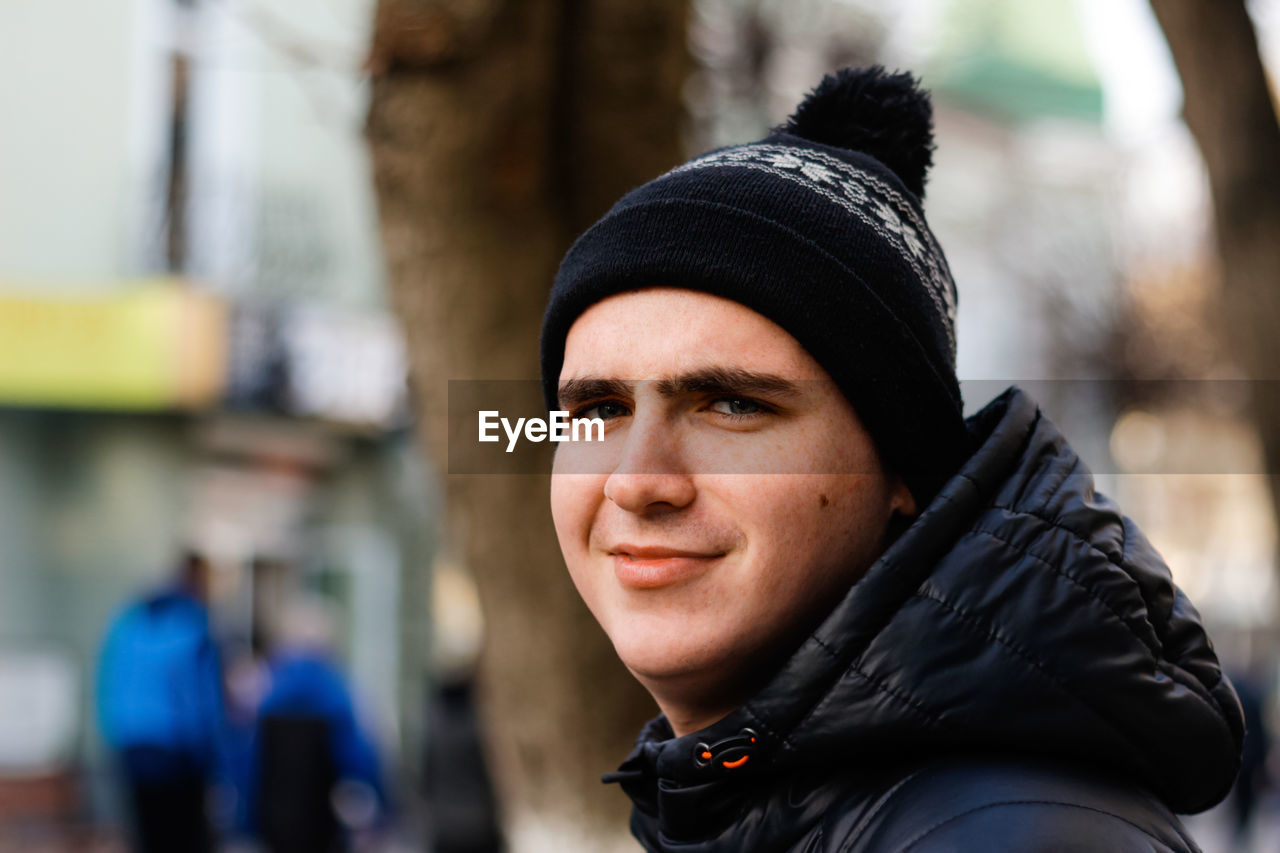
[539,67,1244,851]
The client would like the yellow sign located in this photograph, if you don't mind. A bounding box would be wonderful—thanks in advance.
[0,281,227,410]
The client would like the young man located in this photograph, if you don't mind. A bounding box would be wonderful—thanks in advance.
[540,68,1243,851]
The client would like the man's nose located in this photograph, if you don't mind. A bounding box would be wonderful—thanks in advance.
[603,415,695,513]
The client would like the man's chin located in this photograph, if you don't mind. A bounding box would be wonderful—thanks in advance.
[616,638,757,699]
[616,642,725,687]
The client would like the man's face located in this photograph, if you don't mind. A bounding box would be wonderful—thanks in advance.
[550,288,915,727]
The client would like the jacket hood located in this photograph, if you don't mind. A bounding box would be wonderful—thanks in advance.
[607,386,1244,835]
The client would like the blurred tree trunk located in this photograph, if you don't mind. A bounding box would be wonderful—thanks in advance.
[1150,0,1280,517]
[364,1,689,848]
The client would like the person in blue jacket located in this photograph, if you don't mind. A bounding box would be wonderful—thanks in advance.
[247,595,384,853]
[97,551,225,853]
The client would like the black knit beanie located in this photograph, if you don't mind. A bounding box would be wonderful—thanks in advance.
[540,67,969,505]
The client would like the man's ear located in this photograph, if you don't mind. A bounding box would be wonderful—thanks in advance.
[880,474,918,549]
[888,474,917,519]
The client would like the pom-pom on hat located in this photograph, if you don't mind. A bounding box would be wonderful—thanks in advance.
[541,66,968,504]
[779,66,935,198]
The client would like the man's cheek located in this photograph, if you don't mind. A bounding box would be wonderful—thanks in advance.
[550,475,591,528]
[750,482,819,539]
[549,491,583,567]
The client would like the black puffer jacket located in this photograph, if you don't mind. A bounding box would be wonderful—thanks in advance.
[605,387,1244,852]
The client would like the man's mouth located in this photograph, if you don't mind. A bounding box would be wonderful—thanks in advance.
[612,544,722,560]
[608,544,725,588]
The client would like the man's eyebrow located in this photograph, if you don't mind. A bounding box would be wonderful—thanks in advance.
[656,368,802,399]
[557,377,633,410]
[557,369,803,410]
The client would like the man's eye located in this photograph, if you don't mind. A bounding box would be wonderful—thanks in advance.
[710,398,764,417]
[579,400,630,420]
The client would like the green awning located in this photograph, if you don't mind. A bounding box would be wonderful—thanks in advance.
[928,0,1104,124]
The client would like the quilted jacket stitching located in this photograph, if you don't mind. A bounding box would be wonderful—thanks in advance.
[893,799,1187,853]
[966,522,1224,724]
[780,610,940,753]
[911,583,1176,771]
[1119,515,1175,649]
[833,770,928,853]
[965,523,1160,657]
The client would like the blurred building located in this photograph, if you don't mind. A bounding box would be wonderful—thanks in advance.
[0,0,434,840]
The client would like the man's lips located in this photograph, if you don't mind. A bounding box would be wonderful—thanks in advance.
[611,544,723,560]
[608,544,725,589]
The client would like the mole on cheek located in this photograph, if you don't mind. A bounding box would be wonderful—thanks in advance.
[819,494,829,508]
